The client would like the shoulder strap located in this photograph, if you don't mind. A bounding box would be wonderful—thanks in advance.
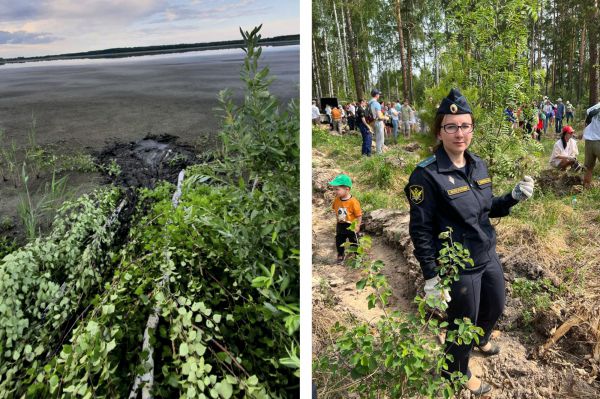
[417,155,436,168]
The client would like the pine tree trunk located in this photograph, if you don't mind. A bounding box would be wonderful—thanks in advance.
[323,32,334,96]
[578,23,586,103]
[332,1,349,97]
[569,34,575,99]
[312,38,323,100]
[589,0,600,105]
[318,2,334,97]
[340,3,352,95]
[590,39,599,106]
[344,5,363,100]
[530,14,535,86]
[406,27,413,101]
[394,0,409,99]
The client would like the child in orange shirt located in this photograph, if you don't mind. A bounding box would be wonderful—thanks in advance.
[329,174,362,263]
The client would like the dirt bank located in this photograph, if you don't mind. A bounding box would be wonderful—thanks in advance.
[312,148,600,399]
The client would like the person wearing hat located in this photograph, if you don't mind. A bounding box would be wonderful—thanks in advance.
[404,88,535,395]
[368,89,388,154]
[555,98,565,134]
[566,101,574,124]
[329,174,362,264]
[542,98,554,135]
[549,125,583,171]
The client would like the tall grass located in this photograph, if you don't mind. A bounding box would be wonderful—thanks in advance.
[17,164,70,240]
[0,130,19,187]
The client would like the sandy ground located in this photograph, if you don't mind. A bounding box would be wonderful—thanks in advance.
[0,45,299,150]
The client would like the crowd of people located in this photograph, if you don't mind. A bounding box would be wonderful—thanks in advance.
[504,96,576,141]
[313,91,600,188]
[311,90,421,156]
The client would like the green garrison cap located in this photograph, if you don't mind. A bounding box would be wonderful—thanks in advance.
[437,88,472,115]
[329,174,352,188]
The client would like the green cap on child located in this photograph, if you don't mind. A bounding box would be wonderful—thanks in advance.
[328,174,352,188]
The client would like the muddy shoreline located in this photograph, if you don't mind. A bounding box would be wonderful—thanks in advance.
[0,46,298,150]
[0,46,298,243]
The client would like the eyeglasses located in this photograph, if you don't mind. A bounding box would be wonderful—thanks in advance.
[441,123,474,134]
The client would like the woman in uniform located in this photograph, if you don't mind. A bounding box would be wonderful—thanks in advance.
[404,88,534,395]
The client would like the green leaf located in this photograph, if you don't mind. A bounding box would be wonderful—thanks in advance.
[215,381,233,399]
[179,342,189,357]
[49,375,59,393]
[106,339,116,352]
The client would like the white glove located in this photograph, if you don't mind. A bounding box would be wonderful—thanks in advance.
[424,276,451,304]
[512,176,534,201]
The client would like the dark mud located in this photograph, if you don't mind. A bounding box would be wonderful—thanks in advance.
[97,134,200,188]
[537,168,583,195]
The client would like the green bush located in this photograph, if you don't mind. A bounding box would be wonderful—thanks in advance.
[0,25,298,398]
[512,277,559,324]
[315,228,483,398]
[355,156,393,189]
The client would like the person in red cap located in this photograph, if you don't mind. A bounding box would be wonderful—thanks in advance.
[549,125,584,171]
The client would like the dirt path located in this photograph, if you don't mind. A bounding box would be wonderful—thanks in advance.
[312,203,413,322]
[312,148,599,399]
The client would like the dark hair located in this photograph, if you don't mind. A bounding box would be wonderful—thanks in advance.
[560,129,572,148]
[431,113,475,152]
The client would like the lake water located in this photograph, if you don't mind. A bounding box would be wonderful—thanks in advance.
[0,45,299,149]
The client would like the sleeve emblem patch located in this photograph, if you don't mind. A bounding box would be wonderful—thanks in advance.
[409,185,424,204]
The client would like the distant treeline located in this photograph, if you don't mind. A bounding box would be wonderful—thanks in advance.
[4,34,299,63]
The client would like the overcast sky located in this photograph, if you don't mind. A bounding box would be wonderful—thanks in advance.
[0,0,299,58]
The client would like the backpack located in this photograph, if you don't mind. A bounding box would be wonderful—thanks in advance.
[365,100,376,124]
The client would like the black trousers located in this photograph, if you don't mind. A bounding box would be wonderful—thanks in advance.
[444,252,505,379]
[335,222,358,257]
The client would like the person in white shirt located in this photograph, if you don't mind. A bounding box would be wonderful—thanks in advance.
[312,101,320,125]
[549,125,582,171]
[542,99,554,135]
[409,108,417,134]
[347,103,356,130]
[583,102,600,187]
[325,104,332,128]
[389,102,399,143]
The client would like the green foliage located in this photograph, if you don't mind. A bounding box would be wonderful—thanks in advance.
[103,159,121,178]
[0,25,298,398]
[315,229,483,398]
[470,120,544,180]
[0,188,121,396]
[354,156,393,189]
[17,166,70,240]
[0,236,18,260]
[512,277,560,324]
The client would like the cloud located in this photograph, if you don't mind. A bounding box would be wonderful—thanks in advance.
[0,0,297,57]
[153,0,269,23]
[0,1,44,22]
[0,30,58,44]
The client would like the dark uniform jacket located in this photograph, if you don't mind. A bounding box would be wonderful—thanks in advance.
[404,146,518,280]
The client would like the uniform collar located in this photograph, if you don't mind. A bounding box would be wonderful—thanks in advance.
[435,146,476,173]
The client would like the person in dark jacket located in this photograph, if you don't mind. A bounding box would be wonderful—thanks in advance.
[404,88,534,395]
[555,98,565,134]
